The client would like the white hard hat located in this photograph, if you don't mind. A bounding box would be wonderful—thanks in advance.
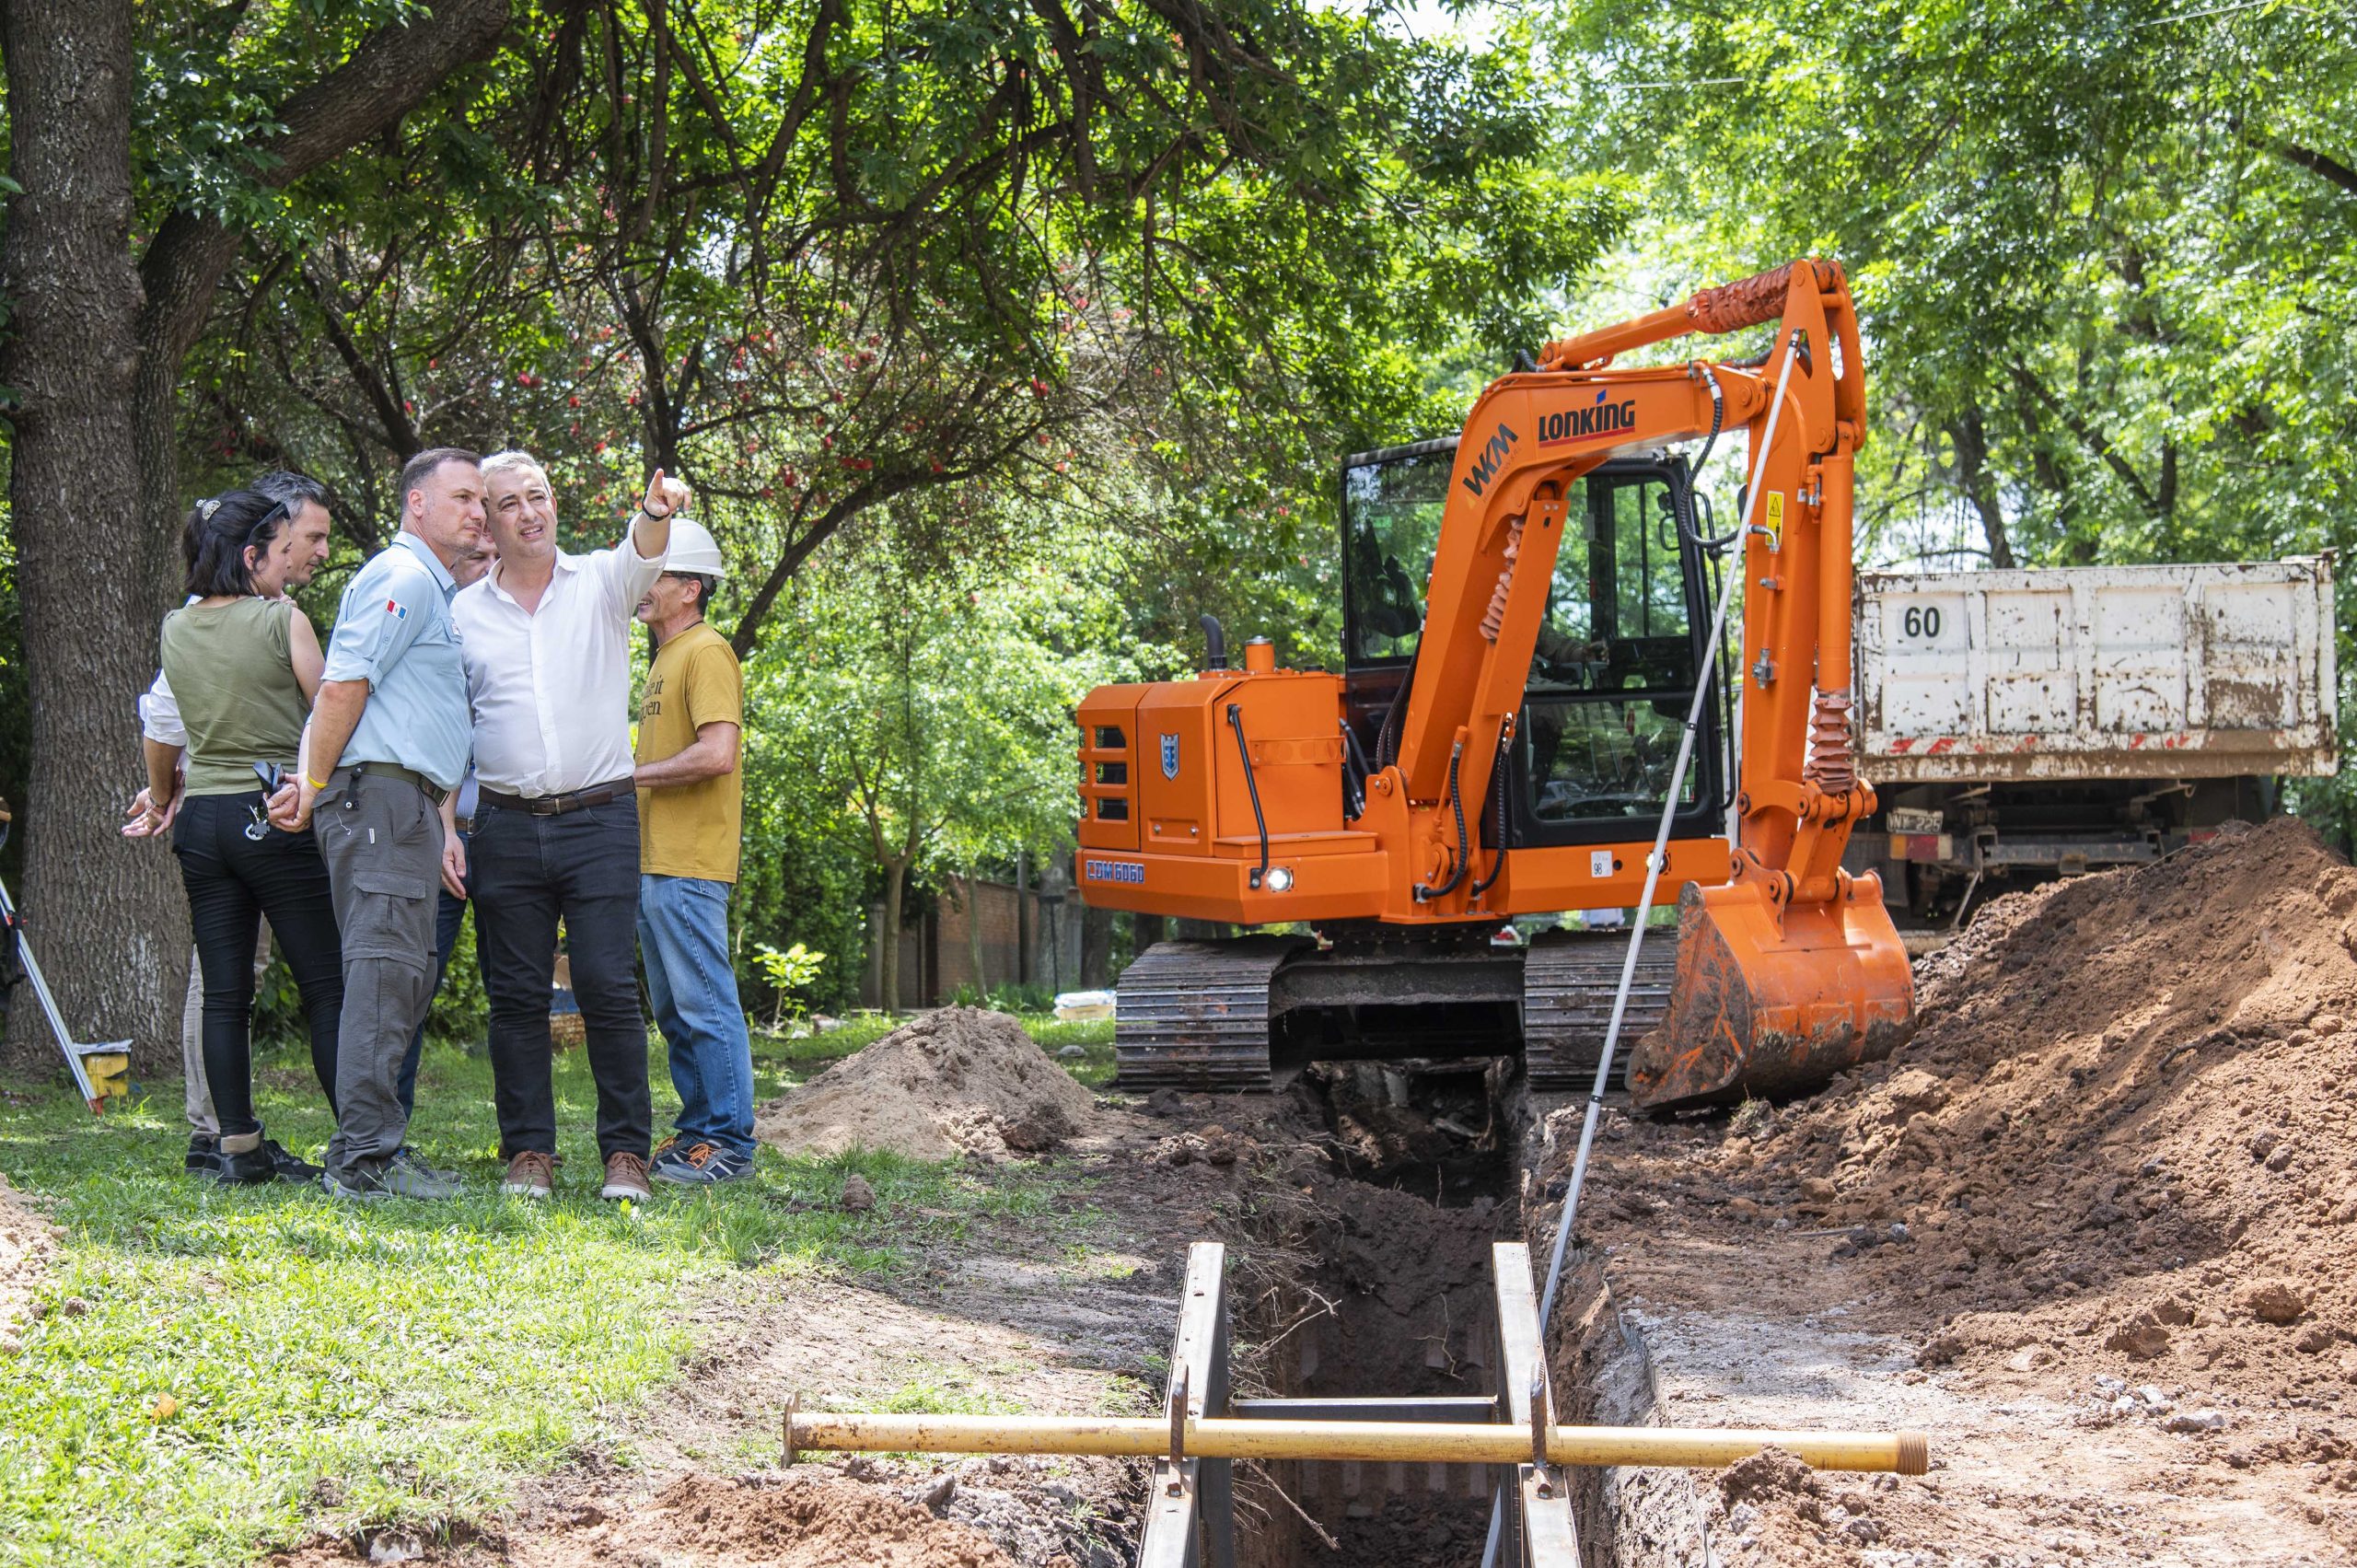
[663,517,726,577]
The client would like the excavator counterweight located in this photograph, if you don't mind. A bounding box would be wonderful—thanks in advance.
[1074,259,1915,1105]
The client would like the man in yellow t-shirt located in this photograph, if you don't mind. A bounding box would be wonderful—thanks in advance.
[631,518,754,1184]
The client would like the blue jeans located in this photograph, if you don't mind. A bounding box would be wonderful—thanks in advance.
[638,874,755,1159]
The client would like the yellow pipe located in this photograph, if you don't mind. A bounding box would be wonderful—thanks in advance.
[786,1411,1929,1476]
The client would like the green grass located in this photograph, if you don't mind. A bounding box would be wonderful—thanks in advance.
[0,1010,1114,1567]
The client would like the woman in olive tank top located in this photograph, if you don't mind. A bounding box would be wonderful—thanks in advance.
[139,490,345,1186]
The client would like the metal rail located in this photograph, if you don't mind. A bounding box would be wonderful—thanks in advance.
[783,1240,1926,1563]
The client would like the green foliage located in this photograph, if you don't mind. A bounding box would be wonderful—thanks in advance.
[749,940,827,1031]
[745,515,1133,933]
[1538,0,2357,840]
[1540,0,2357,570]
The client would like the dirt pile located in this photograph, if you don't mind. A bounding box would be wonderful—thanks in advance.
[268,1472,1028,1568]
[0,1170,56,1351]
[756,1008,1098,1160]
[642,1473,1018,1566]
[1607,818,2357,1407]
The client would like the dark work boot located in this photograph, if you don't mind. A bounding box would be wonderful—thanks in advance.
[208,1132,276,1187]
[261,1140,324,1184]
[185,1134,221,1177]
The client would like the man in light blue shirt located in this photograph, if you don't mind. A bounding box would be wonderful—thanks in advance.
[272,447,484,1200]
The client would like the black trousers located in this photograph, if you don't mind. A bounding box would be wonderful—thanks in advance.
[470,793,649,1159]
[172,792,343,1138]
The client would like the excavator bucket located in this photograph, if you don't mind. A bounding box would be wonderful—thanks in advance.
[1626,879,1915,1110]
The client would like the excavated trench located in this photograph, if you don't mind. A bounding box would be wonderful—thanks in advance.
[1217,1062,1623,1568]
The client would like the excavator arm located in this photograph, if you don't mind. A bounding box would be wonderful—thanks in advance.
[1387,259,1911,1104]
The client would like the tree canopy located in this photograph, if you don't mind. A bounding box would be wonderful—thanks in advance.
[1541,0,2357,572]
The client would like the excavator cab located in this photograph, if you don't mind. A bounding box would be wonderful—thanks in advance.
[1341,442,1729,861]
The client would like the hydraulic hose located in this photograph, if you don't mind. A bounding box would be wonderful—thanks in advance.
[1678,366,1742,552]
[1468,728,1515,900]
[1413,740,1469,904]
[1226,704,1271,889]
[1375,645,1419,770]
[1340,719,1372,820]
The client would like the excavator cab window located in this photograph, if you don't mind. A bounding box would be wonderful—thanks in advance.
[1513,464,1722,845]
[1340,438,1458,665]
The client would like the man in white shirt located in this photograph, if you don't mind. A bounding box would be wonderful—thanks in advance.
[455,450,682,1202]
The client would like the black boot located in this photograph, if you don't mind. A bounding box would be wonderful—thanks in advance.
[261,1140,323,1183]
[208,1134,277,1187]
[185,1134,221,1177]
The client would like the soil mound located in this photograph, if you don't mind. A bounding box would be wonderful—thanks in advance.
[756,1008,1098,1160]
[1721,817,2357,1399]
[0,1170,56,1346]
[650,1473,1017,1566]
[266,1472,1022,1567]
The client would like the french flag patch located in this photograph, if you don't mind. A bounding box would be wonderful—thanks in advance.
[383,598,407,620]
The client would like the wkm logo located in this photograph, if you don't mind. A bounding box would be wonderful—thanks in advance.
[1459,422,1519,498]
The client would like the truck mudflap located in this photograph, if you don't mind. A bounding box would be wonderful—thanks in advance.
[1627,879,1915,1109]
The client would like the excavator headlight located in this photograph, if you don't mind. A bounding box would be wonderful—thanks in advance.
[1264,866,1295,893]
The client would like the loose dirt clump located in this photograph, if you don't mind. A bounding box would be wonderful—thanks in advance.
[641,1472,1018,1566]
[756,1008,1098,1159]
[0,1169,56,1351]
[268,1472,1029,1568]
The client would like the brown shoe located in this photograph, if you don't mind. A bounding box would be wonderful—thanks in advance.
[600,1151,653,1202]
[502,1150,555,1199]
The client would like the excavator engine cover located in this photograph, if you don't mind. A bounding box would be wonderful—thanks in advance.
[1627,877,1915,1109]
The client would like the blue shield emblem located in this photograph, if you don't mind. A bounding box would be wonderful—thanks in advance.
[1159,733,1181,780]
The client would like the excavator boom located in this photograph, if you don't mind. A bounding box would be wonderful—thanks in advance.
[1074,259,1914,1106]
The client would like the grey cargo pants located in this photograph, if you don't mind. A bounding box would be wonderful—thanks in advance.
[316,770,442,1182]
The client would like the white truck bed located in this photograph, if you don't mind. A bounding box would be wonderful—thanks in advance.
[1855,557,2339,784]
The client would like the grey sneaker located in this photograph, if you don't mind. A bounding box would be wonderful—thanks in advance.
[391,1147,458,1185]
[380,1155,462,1199]
[323,1156,460,1202]
[320,1167,390,1203]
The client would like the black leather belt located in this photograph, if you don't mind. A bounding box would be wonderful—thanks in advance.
[479,778,634,817]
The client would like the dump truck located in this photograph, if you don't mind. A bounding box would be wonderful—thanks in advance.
[1850,558,2340,926]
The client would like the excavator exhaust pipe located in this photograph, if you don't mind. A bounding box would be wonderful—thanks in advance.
[1626,879,1915,1110]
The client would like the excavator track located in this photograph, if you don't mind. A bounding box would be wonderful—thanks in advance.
[1521,928,1683,1091]
[1112,935,1313,1089]
[1113,928,1680,1092]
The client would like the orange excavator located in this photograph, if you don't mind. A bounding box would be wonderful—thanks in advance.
[1074,260,1914,1109]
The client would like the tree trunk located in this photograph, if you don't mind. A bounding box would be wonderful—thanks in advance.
[0,0,191,1073]
[964,871,987,1000]
[878,855,909,1012]
[1013,849,1030,987]
[1079,902,1116,988]
[1945,412,2015,569]
[0,0,511,1074]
